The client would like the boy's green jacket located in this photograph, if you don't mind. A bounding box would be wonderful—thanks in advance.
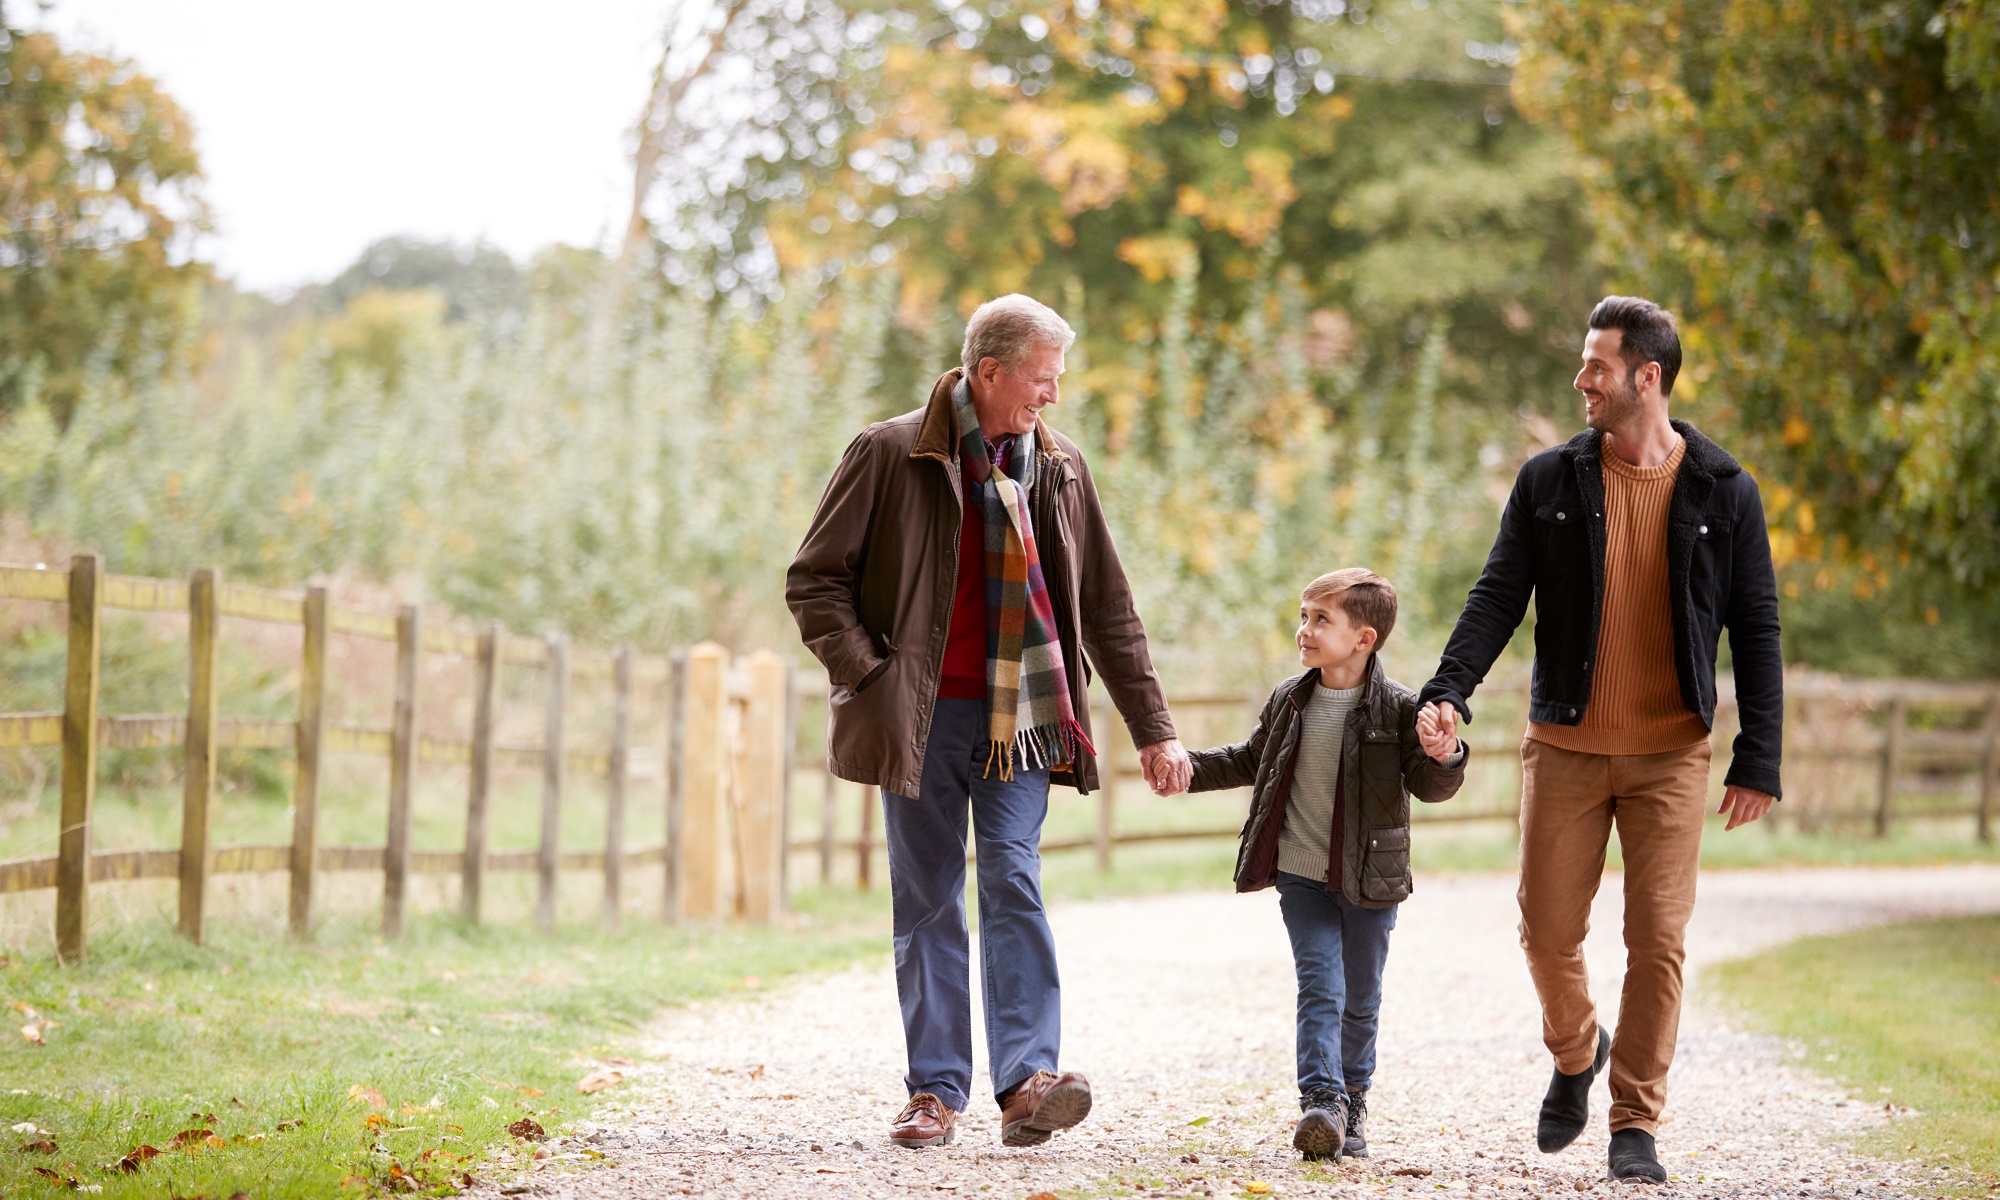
[1189,654,1465,907]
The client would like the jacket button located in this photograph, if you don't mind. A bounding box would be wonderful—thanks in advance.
[1699,524,1709,535]
[1556,511,1566,520]
[1568,707,1578,718]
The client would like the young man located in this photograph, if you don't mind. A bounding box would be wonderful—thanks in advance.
[1419,297,1784,1183]
[1184,568,1466,1160]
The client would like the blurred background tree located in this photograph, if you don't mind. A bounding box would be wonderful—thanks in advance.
[0,3,208,428]
[1517,0,2000,603]
[1,0,1996,684]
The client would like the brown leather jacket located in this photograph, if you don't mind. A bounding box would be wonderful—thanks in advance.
[1189,655,1465,906]
[786,369,1175,797]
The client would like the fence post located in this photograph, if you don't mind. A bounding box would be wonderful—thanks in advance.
[818,766,837,886]
[1093,698,1117,873]
[54,552,103,966]
[781,657,797,912]
[858,786,877,892]
[680,643,728,920]
[462,622,500,924]
[290,586,330,939]
[1978,688,1999,844]
[178,568,221,945]
[603,646,633,929]
[664,649,687,923]
[740,650,788,924]
[383,603,422,937]
[537,634,568,932]
[1874,692,1907,839]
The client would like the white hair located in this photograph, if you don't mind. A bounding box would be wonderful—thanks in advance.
[960,294,1076,374]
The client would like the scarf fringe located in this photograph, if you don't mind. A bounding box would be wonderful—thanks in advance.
[982,718,1101,781]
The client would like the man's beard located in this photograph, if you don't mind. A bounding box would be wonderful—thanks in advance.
[1585,368,1641,433]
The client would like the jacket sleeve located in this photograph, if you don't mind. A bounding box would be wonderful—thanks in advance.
[1066,446,1176,748]
[1398,695,1467,804]
[785,426,892,692]
[1420,463,1539,725]
[1721,478,1785,799]
[1189,690,1278,793]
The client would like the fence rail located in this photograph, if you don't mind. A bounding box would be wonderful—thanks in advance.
[0,555,796,964]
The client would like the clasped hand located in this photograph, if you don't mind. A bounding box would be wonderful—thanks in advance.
[1415,702,1461,762]
[1138,738,1192,797]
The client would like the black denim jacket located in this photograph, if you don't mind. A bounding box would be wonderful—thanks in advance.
[1418,420,1785,798]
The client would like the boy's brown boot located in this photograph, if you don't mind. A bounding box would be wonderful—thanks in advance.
[999,1070,1093,1146]
[889,1093,958,1148]
[1293,1086,1349,1161]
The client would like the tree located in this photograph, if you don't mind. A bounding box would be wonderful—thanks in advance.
[0,10,209,425]
[1517,0,2000,597]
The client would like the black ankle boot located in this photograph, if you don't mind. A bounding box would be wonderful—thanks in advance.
[1608,1129,1666,1183]
[1293,1086,1348,1161]
[1341,1089,1370,1158]
[1537,1026,1610,1153]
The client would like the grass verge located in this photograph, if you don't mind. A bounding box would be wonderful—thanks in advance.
[1710,914,2000,1196]
[0,886,889,1199]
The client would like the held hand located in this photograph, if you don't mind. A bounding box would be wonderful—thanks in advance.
[1415,702,1460,762]
[1138,738,1193,796]
[1719,785,1775,831]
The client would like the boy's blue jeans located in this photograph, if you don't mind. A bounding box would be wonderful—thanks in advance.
[1276,870,1399,1103]
[882,697,1060,1113]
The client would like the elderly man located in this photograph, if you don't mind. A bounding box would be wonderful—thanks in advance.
[788,294,1191,1149]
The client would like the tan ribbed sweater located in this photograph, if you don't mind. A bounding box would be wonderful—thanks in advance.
[1527,435,1711,756]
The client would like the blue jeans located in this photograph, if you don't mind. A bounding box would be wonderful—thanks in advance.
[883,698,1060,1112]
[1276,870,1398,1103]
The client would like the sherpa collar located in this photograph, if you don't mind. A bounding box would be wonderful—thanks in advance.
[1560,418,1740,481]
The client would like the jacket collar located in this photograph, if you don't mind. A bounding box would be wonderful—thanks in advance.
[1287,652,1387,710]
[1558,419,1741,481]
[912,368,1067,466]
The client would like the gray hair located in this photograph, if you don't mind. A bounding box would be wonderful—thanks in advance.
[960,294,1076,374]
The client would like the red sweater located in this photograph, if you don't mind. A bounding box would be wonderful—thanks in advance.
[939,466,988,699]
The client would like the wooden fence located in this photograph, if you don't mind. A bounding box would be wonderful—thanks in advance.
[0,554,797,964]
[794,668,2000,885]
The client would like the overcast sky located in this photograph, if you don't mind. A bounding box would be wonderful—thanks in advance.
[35,0,674,293]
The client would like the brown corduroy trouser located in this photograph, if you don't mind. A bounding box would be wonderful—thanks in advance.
[1517,737,1712,1135]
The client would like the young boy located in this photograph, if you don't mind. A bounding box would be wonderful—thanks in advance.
[1186,568,1466,1160]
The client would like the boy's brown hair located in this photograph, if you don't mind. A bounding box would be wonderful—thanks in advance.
[1301,568,1398,647]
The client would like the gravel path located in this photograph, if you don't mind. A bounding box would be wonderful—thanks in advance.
[541,864,2000,1199]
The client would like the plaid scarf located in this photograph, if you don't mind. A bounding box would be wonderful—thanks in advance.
[954,378,1094,779]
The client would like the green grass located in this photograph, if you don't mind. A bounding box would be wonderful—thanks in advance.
[1711,915,2000,1196]
[0,885,890,1199]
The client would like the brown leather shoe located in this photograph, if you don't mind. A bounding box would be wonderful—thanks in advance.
[889,1092,958,1148]
[998,1070,1093,1147]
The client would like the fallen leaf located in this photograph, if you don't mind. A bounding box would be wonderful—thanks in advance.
[444,1124,463,1133]
[1245,1184,1272,1195]
[348,1085,387,1111]
[188,1111,217,1127]
[275,1119,304,1132]
[748,1064,766,1081]
[604,1056,633,1067]
[576,1068,624,1095]
[816,1168,850,1175]
[1182,1153,1200,1164]
[115,1145,161,1172]
[31,1166,75,1186]
[19,1139,57,1153]
[228,1097,245,1108]
[363,1115,390,1130]
[8,1123,39,1134]
[1187,1116,1211,1126]
[19,1022,45,1045]
[516,1087,545,1098]
[1026,1193,1061,1200]
[11,1001,34,1016]
[532,1146,550,1161]
[204,1134,227,1150]
[1393,1168,1434,1177]
[170,1128,212,1148]
[506,1117,547,1142]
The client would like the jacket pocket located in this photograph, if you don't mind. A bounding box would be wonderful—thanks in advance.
[851,636,897,695]
[1360,825,1412,903]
